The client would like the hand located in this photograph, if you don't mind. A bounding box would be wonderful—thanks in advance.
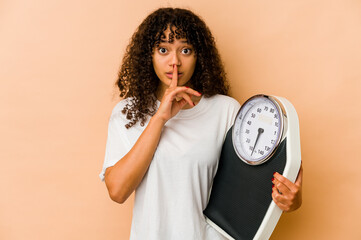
[154,64,201,123]
[272,164,303,212]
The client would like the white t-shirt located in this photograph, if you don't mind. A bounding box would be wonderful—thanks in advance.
[100,94,241,240]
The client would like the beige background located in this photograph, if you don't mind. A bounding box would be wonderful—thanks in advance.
[1,0,360,239]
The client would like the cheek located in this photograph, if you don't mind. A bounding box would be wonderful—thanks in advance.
[190,55,197,67]
[189,58,197,75]
[152,56,168,82]
[153,55,166,69]
[152,57,161,74]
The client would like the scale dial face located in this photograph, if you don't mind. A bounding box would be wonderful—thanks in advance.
[232,95,286,165]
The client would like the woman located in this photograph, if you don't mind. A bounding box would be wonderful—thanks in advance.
[100,7,302,239]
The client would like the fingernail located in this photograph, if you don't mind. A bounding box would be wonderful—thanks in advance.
[273,172,276,175]
[271,177,274,181]
[272,184,274,188]
[193,102,195,106]
[198,92,202,95]
[185,86,189,88]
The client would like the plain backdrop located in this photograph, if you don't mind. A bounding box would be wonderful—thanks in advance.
[1,0,360,239]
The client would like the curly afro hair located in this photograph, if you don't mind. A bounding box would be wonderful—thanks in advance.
[117,8,229,128]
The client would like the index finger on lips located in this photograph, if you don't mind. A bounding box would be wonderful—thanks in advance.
[170,64,178,88]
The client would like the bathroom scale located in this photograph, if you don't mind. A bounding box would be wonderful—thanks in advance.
[203,94,301,240]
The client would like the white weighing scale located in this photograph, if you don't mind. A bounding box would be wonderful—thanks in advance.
[203,94,301,240]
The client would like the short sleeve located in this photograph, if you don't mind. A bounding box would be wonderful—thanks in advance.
[99,113,131,181]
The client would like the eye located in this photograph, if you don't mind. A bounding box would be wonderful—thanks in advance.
[158,47,167,54]
[182,48,192,55]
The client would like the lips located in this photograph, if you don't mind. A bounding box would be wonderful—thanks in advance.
[166,72,183,79]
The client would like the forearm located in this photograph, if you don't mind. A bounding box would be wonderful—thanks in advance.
[104,114,165,203]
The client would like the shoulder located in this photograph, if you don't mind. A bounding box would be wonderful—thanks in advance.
[110,98,131,116]
[203,95,241,133]
[108,98,149,130]
[206,94,241,110]
[110,97,136,118]
[206,95,241,126]
[107,98,133,126]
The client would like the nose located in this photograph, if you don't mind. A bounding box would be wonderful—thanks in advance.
[169,52,181,66]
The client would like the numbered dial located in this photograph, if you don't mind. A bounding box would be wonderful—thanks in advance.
[232,95,286,165]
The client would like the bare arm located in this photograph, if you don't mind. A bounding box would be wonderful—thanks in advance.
[104,65,201,203]
[104,114,165,203]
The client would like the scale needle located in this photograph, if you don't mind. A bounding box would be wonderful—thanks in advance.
[251,128,264,156]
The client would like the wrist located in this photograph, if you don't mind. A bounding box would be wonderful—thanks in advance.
[151,113,167,126]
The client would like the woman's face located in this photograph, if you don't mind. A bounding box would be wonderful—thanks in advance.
[152,28,197,97]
